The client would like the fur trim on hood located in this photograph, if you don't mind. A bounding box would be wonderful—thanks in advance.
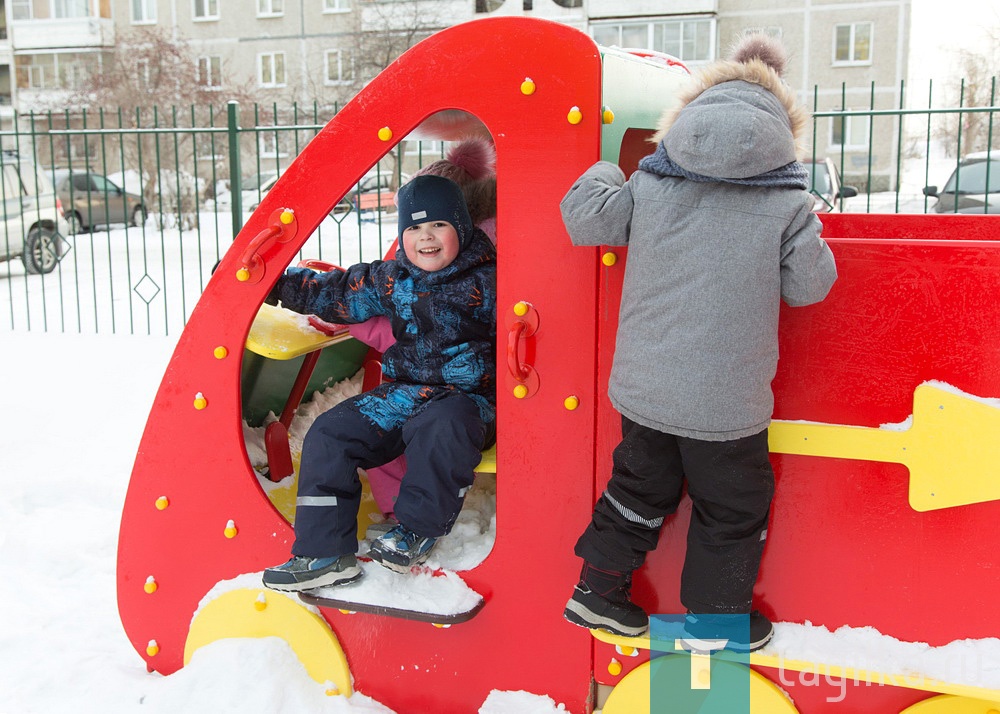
[651,39,808,159]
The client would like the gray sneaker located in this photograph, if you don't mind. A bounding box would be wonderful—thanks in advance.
[262,553,362,592]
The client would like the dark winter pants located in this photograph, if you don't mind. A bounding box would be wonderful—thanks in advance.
[292,391,494,558]
[575,416,774,614]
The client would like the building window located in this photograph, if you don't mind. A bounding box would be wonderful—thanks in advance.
[258,52,285,87]
[592,17,714,64]
[324,49,354,84]
[54,0,89,17]
[323,0,350,11]
[258,0,282,16]
[197,56,222,88]
[194,0,219,20]
[132,0,157,23]
[14,52,95,90]
[830,113,870,151]
[834,22,872,65]
[12,0,32,20]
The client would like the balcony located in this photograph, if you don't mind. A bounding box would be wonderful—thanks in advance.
[11,17,114,51]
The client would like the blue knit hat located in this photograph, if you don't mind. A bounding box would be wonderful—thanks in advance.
[396,174,474,249]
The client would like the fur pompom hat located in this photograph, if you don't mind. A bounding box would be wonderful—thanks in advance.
[650,32,808,156]
[396,174,474,250]
[414,137,497,225]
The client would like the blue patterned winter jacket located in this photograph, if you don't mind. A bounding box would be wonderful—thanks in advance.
[273,229,497,430]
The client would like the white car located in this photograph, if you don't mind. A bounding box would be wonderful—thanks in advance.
[0,153,71,274]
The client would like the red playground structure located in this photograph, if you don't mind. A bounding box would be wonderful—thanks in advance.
[119,16,1000,714]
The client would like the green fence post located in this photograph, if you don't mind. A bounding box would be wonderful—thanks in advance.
[228,101,243,239]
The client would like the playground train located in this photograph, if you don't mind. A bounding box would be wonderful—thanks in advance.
[119,16,1000,714]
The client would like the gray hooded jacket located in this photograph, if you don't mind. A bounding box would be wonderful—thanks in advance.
[560,58,837,441]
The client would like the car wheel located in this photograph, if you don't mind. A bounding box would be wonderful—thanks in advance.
[22,228,63,275]
[131,204,148,227]
[66,211,84,235]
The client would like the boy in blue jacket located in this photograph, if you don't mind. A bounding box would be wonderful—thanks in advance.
[263,174,496,591]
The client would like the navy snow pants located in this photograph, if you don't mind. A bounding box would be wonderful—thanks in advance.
[574,416,775,614]
[292,391,494,558]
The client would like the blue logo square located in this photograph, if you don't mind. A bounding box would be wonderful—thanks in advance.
[648,614,752,713]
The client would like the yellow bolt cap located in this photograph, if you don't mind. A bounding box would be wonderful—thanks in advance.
[608,658,623,676]
[325,683,340,696]
[520,78,536,95]
[378,126,393,141]
[602,251,618,267]
[144,577,158,594]
[567,106,583,125]
[224,519,238,538]
[619,645,635,656]
[513,301,529,316]
[280,210,294,224]
[193,393,208,410]
[564,395,580,411]
[254,594,267,611]
[513,384,528,399]
[154,496,169,510]
[602,107,615,124]
[213,346,228,359]
[236,267,250,282]
[146,640,159,657]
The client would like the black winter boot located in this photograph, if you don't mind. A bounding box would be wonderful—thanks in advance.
[563,562,649,637]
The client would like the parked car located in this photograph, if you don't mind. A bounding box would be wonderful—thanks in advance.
[52,169,147,233]
[331,171,410,215]
[804,157,858,213]
[923,151,1000,214]
[246,173,280,212]
[0,152,71,275]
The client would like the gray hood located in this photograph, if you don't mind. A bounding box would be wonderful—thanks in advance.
[651,53,809,179]
[664,80,797,179]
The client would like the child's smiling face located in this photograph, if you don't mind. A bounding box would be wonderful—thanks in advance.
[401,220,461,272]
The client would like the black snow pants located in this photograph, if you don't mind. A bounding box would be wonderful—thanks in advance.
[574,416,775,614]
[292,391,494,558]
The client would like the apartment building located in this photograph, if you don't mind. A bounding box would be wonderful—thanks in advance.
[2,0,910,189]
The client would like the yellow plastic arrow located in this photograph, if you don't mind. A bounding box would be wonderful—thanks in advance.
[769,383,1000,512]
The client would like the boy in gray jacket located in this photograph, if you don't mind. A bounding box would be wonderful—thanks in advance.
[559,34,837,651]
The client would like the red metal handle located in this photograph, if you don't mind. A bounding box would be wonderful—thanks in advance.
[507,320,530,382]
[236,208,298,284]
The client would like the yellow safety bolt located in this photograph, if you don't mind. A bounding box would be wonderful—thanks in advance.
[154,496,169,510]
[377,127,393,142]
[254,593,267,612]
[325,683,340,696]
[236,267,251,282]
[224,519,238,538]
[213,346,228,360]
[567,106,583,125]
[520,78,536,95]
[513,384,529,399]
[280,210,294,225]
[564,396,580,411]
[513,301,530,317]
[144,577,158,594]
[193,393,208,410]
[146,640,160,657]
[608,658,623,676]
[602,251,618,267]
[602,106,615,124]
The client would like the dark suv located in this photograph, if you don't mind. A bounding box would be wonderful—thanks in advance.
[0,152,71,274]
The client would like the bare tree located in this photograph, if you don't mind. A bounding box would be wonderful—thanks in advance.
[934,23,1000,157]
[68,26,257,228]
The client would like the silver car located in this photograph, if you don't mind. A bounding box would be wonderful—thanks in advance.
[924,151,1000,214]
[0,153,71,275]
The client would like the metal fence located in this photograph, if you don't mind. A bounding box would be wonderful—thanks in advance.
[1,85,997,336]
